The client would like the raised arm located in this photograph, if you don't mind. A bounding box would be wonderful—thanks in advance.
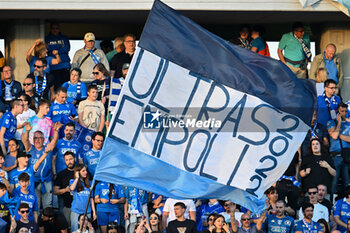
[33,147,52,171]
[21,123,33,152]
[51,50,62,65]
[26,39,41,63]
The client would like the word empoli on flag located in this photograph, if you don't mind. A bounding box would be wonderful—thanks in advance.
[94,0,316,212]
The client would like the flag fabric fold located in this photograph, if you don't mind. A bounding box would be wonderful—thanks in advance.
[94,0,316,213]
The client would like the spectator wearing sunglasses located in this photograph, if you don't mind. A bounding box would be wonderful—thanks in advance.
[11,203,38,233]
[197,199,224,232]
[148,212,162,233]
[298,186,329,222]
[231,213,264,233]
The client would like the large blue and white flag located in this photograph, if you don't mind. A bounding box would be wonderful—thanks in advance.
[94,0,316,212]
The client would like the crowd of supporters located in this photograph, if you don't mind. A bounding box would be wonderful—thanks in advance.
[0,20,349,233]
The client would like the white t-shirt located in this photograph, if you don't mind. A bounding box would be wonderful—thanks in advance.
[298,202,329,222]
[163,198,196,223]
[15,108,36,140]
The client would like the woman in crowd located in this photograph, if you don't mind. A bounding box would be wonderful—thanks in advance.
[317,218,330,233]
[26,38,61,74]
[70,164,96,232]
[209,214,229,233]
[300,138,336,193]
[91,63,110,112]
[147,212,162,233]
[73,214,95,233]
[3,138,20,172]
[15,94,36,141]
[94,181,125,233]
[62,68,88,106]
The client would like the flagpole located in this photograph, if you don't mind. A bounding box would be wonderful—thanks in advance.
[80,180,96,232]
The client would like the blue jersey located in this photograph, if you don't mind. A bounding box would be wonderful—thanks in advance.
[83,149,101,177]
[47,101,77,123]
[340,121,350,148]
[9,166,36,193]
[316,94,341,127]
[124,187,147,215]
[197,202,225,231]
[334,198,350,232]
[28,146,52,182]
[294,219,322,233]
[327,120,349,153]
[95,182,125,213]
[0,111,17,146]
[62,81,88,104]
[12,188,38,222]
[262,215,294,233]
[53,138,82,174]
[70,179,92,214]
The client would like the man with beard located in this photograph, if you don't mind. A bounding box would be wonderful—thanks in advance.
[27,58,55,103]
[52,122,82,178]
[54,151,76,228]
[295,203,323,233]
[261,200,294,233]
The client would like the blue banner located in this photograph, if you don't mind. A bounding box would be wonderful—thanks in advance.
[94,0,316,213]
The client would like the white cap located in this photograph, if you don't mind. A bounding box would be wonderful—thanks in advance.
[84,32,95,41]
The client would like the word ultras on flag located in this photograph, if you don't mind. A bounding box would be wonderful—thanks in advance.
[94,0,316,212]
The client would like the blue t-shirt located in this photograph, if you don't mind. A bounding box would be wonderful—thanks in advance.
[0,111,17,146]
[95,182,125,213]
[9,166,36,193]
[251,37,266,53]
[28,146,52,182]
[334,198,350,232]
[197,202,225,231]
[262,215,294,233]
[70,179,92,214]
[327,120,350,152]
[316,94,341,127]
[4,154,16,168]
[28,56,54,74]
[83,149,101,177]
[12,188,38,222]
[53,138,82,174]
[324,56,338,83]
[124,187,148,205]
[62,81,88,104]
[47,101,78,123]
[294,220,322,233]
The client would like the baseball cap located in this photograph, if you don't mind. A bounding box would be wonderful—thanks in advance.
[17,153,31,159]
[122,63,130,70]
[84,32,95,41]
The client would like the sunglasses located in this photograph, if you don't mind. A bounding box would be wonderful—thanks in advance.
[224,204,233,207]
[150,217,158,220]
[242,218,250,221]
[308,192,317,195]
[20,210,29,214]
[23,83,33,86]
[34,65,44,68]
[208,218,214,221]
[92,72,100,75]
